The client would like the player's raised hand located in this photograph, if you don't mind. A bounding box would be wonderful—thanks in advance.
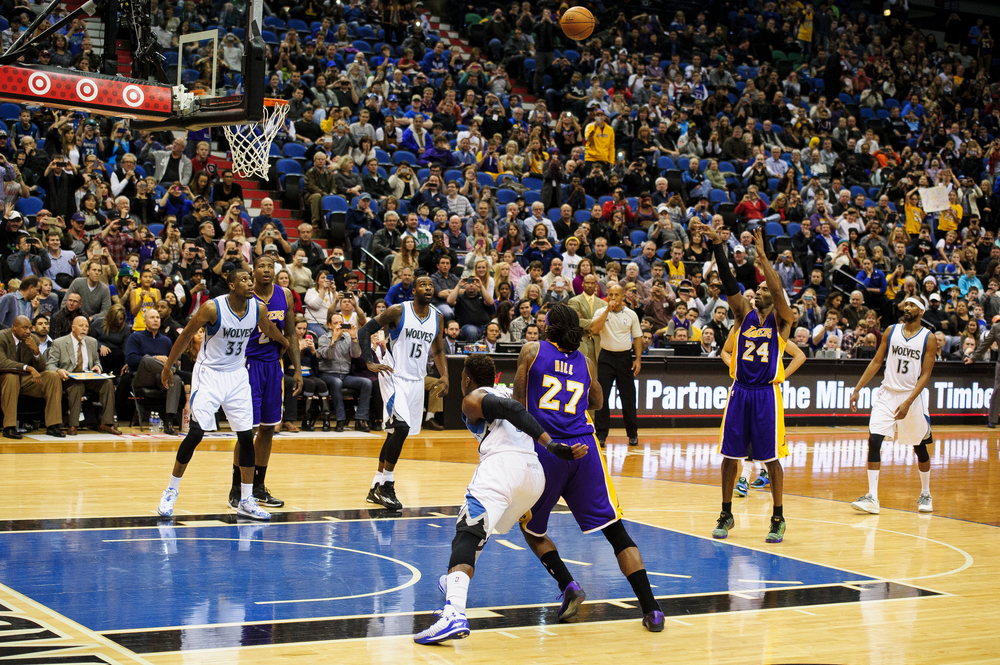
[752,228,768,263]
[367,361,394,375]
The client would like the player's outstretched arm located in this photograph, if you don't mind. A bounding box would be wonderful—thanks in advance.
[850,325,892,412]
[783,340,806,378]
[897,331,937,420]
[752,228,794,336]
[513,342,539,406]
[463,390,586,460]
[358,304,402,374]
[693,221,750,325]
[161,301,217,389]
[431,311,448,395]
[586,355,604,411]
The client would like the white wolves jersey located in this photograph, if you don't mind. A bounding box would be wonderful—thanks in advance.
[882,324,930,393]
[199,295,260,372]
[387,301,439,381]
[464,386,538,460]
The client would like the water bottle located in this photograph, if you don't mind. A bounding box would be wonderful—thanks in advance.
[150,412,160,434]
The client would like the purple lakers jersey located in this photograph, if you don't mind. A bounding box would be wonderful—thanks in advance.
[246,285,287,363]
[527,341,594,438]
[731,310,786,386]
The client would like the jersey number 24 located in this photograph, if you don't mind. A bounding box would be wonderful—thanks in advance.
[742,340,769,362]
[539,375,585,414]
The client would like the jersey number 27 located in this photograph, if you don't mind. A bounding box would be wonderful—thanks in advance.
[538,375,585,414]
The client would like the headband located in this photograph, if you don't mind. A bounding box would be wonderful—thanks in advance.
[904,296,926,312]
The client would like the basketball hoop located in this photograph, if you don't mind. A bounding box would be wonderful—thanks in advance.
[223,98,289,179]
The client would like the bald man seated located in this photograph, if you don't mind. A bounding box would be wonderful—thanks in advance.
[0,315,65,439]
[47,315,121,436]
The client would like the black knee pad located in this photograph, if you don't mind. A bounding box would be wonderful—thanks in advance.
[602,520,636,556]
[237,429,255,467]
[382,425,410,465]
[175,423,205,464]
[914,438,930,463]
[868,434,885,463]
[448,524,485,570]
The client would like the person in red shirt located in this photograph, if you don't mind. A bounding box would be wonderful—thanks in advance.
[734,186,779,231]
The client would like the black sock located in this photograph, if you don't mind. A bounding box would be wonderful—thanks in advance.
[722,501,732,514]
[773,505,783,518]
[626,570,660,614]
[254,465,267,488]
[540,550,575,592]
[232,465,240,489]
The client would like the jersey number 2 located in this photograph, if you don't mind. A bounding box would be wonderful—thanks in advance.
[539,375,585,414]
[225,341,244,356]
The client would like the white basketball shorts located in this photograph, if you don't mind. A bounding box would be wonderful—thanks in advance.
[869,386,930,446]
[381,375,425,435]
[460,451,546,538]
[189,363,254,433]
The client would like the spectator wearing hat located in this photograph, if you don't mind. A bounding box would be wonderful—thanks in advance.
[923,292,946,331]
[346,192,378,257]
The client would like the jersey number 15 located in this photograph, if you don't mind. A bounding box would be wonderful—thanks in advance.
[539,375,585,414]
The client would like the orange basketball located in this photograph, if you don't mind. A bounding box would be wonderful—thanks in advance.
[560,7,595,41]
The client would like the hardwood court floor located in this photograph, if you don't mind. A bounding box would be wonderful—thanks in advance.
[0,425,997,664]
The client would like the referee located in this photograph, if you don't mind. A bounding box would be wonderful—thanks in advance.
[591,284,642,446]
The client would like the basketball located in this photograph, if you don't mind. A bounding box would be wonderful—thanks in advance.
[560,7,595,41]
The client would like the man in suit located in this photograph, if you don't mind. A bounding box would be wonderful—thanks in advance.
[569,273,603,367]
[47,315,121,436]
[967,318,1000,427]
[0,316,65,439]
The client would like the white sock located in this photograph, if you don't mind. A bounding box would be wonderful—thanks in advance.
[383,470,394,483]
[168,475,181,490]
[241,482,252,501]
[425,412,435,421]
[867,469,880,501]
[372,471,383,488]
[919,470,930,494]
[445,570,471,614]
[740,460,754,479]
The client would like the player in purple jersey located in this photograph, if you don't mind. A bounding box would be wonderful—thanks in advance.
[226,256,302,510]
[513,303,665,632]
[694,223,794,544]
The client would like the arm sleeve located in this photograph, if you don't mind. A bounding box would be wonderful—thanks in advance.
[480,393,546,441]
[712,241,741,296]
[357,318,382,364]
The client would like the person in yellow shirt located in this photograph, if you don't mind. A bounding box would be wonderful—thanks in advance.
[903,187,925,237]
[936,189,963,237]
[796,5,814,52]
[584,108,615,167]
[130,268,160,332]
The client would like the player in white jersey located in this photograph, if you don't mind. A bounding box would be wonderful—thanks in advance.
[155,269,289,520]
[849,297,938,514]
[358,276,448,509]
[414,354,587,645]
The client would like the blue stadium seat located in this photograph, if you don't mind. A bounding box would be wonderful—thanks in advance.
[658,156,675,170]
[276,158,303,175]
[148,223,165,237]
[630,230,648,246]
[477,173,495,187]
[710,189,729,205]
[417,168,430,182]
[522,176,543,191]
[16,196,43,216]
[497,189,518,203]
[261,30,279,45]
[626,197,638,211]
[523,191,541,205]
[606,246,628,260]
[765,222,785,238]
[598,196,614,206]
[392,150,417,164]
[756,191,770,206]
[444,169,463,183]
[850,185,867,199]
[574,210,590,222]
[375,149,391,165]
[288,19,309,32]
[263,16,285,29]
[718,161,735,173]
[678,157,690,171]
[787,223,801,237]
[181,69,200,84]
[768,178,779,193]
[322,195,348,212]
[283,143,307,158]
[352,40,373,54]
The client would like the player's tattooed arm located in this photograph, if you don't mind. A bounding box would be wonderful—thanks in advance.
[358,304,402,373]
[284,288,303,396]
[161,301,217,389]
[512,342,539,406]
[850,325,893,412]
[258,304,289,353]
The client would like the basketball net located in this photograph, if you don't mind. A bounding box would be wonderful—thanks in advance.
[223,98,289,179]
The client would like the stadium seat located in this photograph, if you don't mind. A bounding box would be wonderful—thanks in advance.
[497,189,518,203]
[444,169,463,183]
[523,191,541,205]
[522,176,543,191]
[574,210,590,222]
[658,156,675,170]
[276,158,303,175]
[283,143,307,158]
[322,195,348,212]
[477,173,495,187]
[765,222,785,238]
[850,185,867,199]
[392,151,417,165]
[787,222,801,237]
[375,149,391,165]
[630,230,648,246]
[606,246,628,260]
[16,197,43,216]
[148,223,164,237]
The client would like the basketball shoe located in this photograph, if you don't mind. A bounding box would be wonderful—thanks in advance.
[642,610,665,632]
[254,485,284,507]
[735,477,749,497]
[228,487,239,510]
[712,512,734,539]
[374,481,403,510]
[414,603,470,644]
[237,497,271,520]
[851,494,880,514]
[766,516,786,543]
[750,469,769,489]
[157,488,178,517]
[557,581,586,621]
[917,493,933,512]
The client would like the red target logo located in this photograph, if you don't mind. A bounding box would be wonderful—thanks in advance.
[76,79,99,102]
[122,85,145,108]
[28,72,51,96]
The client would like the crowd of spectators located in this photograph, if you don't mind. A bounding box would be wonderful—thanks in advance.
[1,0,999,433]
